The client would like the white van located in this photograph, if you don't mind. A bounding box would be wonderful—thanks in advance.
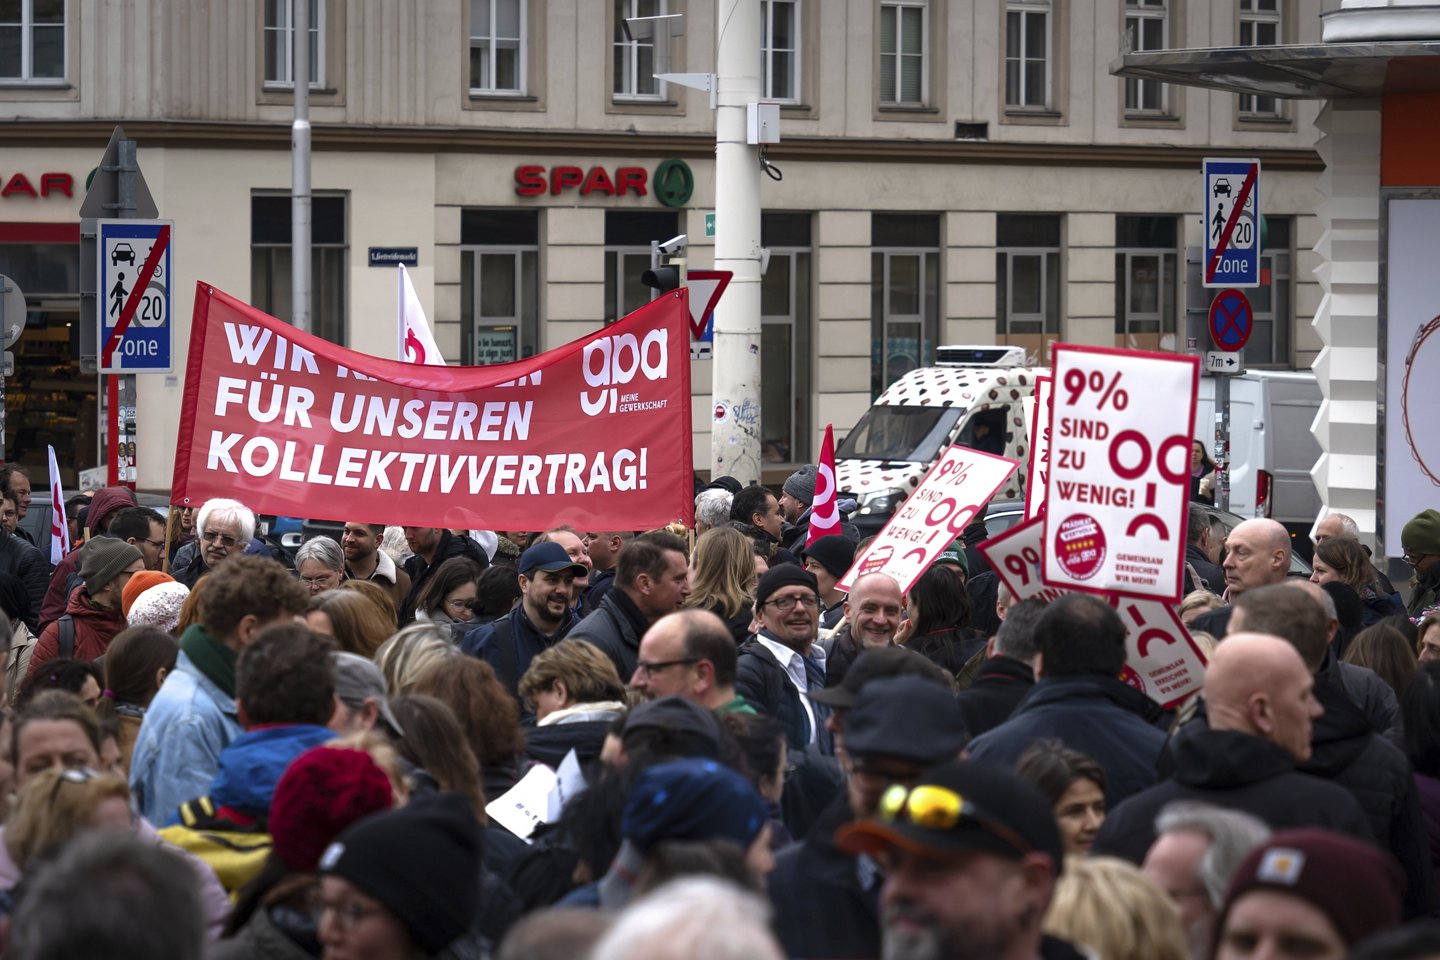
[835,346,1047,537]
[1195,369,1322,539]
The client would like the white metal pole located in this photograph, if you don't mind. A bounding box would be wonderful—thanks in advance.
[291,0,312,334]
[710,0,763,485]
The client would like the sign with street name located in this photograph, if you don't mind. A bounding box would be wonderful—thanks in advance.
[1042,344,1200,602]
[1205,351,1243,376]
[1203,158,1260,288]
[98,219,173,373]
[368,247,419,268]
[1115,598,1209,709]
[839,445,1018,595]
[1208,288,1253,351]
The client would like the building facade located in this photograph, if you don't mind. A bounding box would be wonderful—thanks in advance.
[1,0,1326,490]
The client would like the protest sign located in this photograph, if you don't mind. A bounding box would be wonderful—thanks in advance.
[1115,598,1209,709]
[1042,345,1199,602]
[839,445,1017,594]
[173,283,694,531]
[976,515,1073,605]
[485,762,558,843]
[1023,375,1052,520]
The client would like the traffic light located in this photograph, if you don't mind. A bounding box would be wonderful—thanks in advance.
[641,234,687,293]
[641,263,683,292]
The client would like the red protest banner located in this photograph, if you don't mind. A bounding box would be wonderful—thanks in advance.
[1023,375,1052,520]
[1042,345,1199,603]
[173,283,694,531]
[1115,598,1208,709]
[838,445,1017,595]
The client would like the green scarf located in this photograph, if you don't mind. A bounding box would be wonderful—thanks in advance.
[179,623,239,699]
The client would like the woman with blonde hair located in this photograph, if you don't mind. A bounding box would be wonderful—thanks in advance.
[373,621,457,697]
[519,639,629,766]
[685,526,757,644]
[1178,589,1224,627]
[1043,856,1188,960]
[5,767,134,873]
[305,589,393,658]
[337,578,398,628]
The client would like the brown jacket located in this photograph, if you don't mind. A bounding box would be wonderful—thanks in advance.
[350,549,411,613]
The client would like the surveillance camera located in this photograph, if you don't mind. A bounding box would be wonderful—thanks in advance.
[657,234,688,256]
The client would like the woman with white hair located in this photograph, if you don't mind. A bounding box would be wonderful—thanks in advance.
[295,536,345,596]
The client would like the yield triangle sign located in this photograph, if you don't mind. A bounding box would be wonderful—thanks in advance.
[684,270,732,341]
[79,125,159,220]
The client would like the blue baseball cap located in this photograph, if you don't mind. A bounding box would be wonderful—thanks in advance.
[518,541,587,577]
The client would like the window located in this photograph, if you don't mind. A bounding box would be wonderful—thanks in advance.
[996,215,1061,360]
[1238,0,1281,116]
[470,0,525,95]
[264,0,323,88]
[604,211,678,324]
[614,0,665,101]
[762,0,800,103]
[1124,0,1168,113]
[0,0,64,81]
[461,211,538,364]
[1114,216,1177,351]
[871,214,940,398]
[1005,0,1050,109]
[1247,216,1292,366]
[251,193,348,345]
[761,213,812,464]
[879,1,926,106]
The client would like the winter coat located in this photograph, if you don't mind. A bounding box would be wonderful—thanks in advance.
[205,725,336,821]
[462,604,577,699]
[1329,655,1403,745]
[1298,673,1433,918]
[399,530,489,622]
[1184,543,1225,595]
[1094,725,1373,864]
[736,634,833,756]
[905,627,985,681]
[28,586,128,677]
[1358,586,1407,627]
[38,486,135,631]
[567,589,650,681]
[0,529,48,634]
[768,798,881,960]
[523,702,626,768]
[582,568,615,617]
[820,622,863,689]
[967,673,1168,806]
[955,655,1036,737]
[1410,565,1440,618]
[207,903,320,960]
[693,599,753,646]
[348,548,412,616]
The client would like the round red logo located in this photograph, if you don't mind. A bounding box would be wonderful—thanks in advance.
[1054,513,1106,581]
[1119,664,1146,694]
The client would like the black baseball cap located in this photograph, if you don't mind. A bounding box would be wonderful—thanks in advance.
[809,646,953,708]
[843,675,969,765]
[835,760,1064,868]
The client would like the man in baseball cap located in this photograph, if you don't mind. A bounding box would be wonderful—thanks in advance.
[462,540,587,702]
[331,652,405,738]
[836,760,1073,960]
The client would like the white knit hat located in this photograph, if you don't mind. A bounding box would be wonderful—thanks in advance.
[127,581,191,634]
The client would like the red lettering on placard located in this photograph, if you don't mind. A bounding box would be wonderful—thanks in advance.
[550,166,584,195]
[616,167,648,197]
[514,165,547,197]
[581,167,616,197]
[1,174,37,198]
[39,173,73,198]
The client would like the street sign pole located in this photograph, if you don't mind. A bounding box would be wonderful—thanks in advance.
[111,139,140,489]
[1214,372,1230,513]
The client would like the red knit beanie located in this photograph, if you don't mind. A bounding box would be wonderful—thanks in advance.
[1213,828,1403,952]
[269,746,394,872]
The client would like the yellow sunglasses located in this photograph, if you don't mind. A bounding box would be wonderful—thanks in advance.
[878,783,1033,855]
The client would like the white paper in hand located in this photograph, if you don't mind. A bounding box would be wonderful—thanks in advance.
[547,749,588,821]
[485,763,559,843]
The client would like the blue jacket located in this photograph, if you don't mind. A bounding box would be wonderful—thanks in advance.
[129,650,244,826]
[462,604,576,698]
[206,724,336,820]
[967,673,1168,806]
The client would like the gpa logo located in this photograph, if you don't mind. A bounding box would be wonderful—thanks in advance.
[581,328,668,416]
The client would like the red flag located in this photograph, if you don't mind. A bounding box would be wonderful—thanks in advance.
[806,424,842,548]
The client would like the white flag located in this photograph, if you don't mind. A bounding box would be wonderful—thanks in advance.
[46,444,71,564]
[397,263,444,366]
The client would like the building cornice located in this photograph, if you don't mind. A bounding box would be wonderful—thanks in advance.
[1,118,1325,171]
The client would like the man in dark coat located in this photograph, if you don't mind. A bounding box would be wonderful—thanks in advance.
[736,565,832,756]
[1184,503,1225,594]
[568,532,690,681]
[966,594,1167,805]
[956,597,1045,737]
[399,526,488,623]
[1095,633,1373,863]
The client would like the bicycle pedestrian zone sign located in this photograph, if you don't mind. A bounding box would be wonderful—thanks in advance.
[1203,158,1260,289]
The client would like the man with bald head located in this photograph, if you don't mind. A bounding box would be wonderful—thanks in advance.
[1189,518,1292,638]
[819,572,904,688]
[630,609,753,713]
[1095,632,1371,862]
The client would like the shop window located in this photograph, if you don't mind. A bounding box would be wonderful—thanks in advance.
[470,0,526,95]
[761,212,812,464]
[0,0,65,81]
[1247,216,1292,367]
[1124,0,1169,114]
[263,0,323,88]
[461,211,539,364]
[762,0,800,103]
[871,214,940,398]
[995,214,1061,360]
[604,211,678,324]
[1114,215,1177,351]
[614,0,666,101]
[250,192,348,345]
[878,1,927,106]
[1004,0,1050,109]
[1237,0,1282,117]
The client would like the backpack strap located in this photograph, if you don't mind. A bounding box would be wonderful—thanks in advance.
[57,614,75,661]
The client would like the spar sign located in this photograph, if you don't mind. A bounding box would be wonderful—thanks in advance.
[1041,345,1200,602]
[839,445,1017,595]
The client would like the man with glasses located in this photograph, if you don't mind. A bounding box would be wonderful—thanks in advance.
[110,507,168,572]
[173,498,258,589]
[836,759,1075,960]
[1402,508,1440,617]
[736,565,833,756]
[630,609,754,713]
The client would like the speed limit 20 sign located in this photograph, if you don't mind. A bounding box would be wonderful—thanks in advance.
[98,219,173,373]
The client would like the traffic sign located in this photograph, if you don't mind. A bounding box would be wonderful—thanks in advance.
[1205,351,1243,376]
[1203,158,1260,289]
[684,270,732,342]
[1208,288,1254,352]
[98,219,173,373]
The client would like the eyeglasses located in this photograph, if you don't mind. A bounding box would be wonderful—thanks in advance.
[201,530,240,548]
[877,784,1032,855]
[313,897,383,933]
[301,574,338,587]
[143,538,166,550]
[764,594,821,612]
[635,657,699,678]
[1404,550,1430,567]
[49,766,101,805]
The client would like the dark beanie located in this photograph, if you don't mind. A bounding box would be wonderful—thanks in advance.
[1403,509,1440,557]
[79,538,143,594]
[270,746,394,872]
[621,758,768,853]
[783,465,818,506]
[320,793,481,954]
[754,564,818,608]
[801,535,855,580]
[1215,829,1403,951]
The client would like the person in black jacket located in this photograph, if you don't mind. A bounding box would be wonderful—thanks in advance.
[736,565,832,756]
[1095,633,1373,864]
[569,532,690,681]
[957,597,1046,737]
[399,526,488,623]
[1184,503,1225,595]
[0,526,46,634]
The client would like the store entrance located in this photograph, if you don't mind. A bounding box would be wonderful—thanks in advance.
[8,298,99,489]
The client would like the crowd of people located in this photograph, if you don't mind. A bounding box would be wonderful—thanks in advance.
[2,460,1440,959]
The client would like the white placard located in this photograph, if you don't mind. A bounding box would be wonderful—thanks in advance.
[485,762,559,843]
[1024,375,1053,520]
[1042,345,1199,602]
[839,445,1018,595]
[1115,598,1208,709]
[977,515,1073,605]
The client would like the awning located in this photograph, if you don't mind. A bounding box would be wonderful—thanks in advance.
[1111,41,1440,99]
